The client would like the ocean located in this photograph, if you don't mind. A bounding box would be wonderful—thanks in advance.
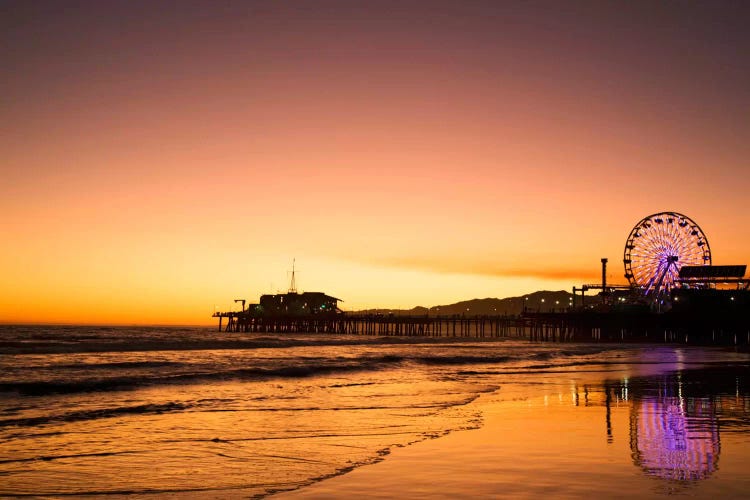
[2,325,749,498]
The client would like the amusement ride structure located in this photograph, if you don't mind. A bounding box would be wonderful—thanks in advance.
[573,211,746,310]
[623,211,712,297]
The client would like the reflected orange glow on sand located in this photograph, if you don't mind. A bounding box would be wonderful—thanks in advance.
[281,369,749,499]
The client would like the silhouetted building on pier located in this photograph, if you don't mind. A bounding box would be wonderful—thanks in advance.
[257,292,342,317]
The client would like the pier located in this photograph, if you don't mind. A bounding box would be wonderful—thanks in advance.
[213,312,519,337]
[213,211,749,346]
[212,310,750,345]
[520,311,750,344]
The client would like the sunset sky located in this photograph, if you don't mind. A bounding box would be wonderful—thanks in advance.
[2,1,749,325]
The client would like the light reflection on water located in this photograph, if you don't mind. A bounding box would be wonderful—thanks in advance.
[543,367,748,491]
[632,396,719,482]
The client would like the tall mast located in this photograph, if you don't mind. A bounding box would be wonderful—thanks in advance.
[288,258,297,294]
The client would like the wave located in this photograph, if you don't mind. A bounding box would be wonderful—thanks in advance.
[413,355,514,365]
[407,346,609,366]
[0,333,469,355]
[0,401,189,429]
[0,348,617,397]
[0,356,402,396]
[0,485,255,497]
[0,449,144,465]
[0,389,488,430]
[53,361,183,370]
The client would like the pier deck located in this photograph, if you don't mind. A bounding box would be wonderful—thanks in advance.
[213,312,517,337]
[212,311,750,345]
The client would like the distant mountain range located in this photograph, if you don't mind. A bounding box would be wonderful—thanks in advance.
[355,290,601,316]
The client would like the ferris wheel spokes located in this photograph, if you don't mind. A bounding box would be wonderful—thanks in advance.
[645,255,679,296]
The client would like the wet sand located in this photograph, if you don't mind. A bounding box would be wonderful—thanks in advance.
[279,363,750,499]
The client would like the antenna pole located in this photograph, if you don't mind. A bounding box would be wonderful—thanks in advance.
[289,258,297,293]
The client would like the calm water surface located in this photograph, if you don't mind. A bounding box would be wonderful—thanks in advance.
[1,326,749,497]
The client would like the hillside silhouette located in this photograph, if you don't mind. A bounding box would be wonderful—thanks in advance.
[356,290,589,316]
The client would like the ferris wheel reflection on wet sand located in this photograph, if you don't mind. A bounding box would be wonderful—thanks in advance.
[598,366,749,489]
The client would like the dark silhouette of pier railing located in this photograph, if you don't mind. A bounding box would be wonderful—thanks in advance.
[214,312,520,337]
[212,310,750,345]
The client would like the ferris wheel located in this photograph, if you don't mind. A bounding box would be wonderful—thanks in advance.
[623,212,711,296]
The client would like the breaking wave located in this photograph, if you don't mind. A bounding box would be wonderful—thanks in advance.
[0,345,614,397]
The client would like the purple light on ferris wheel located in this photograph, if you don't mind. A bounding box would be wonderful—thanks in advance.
[623,212,711,297]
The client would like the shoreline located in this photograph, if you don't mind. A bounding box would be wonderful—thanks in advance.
[276,358,750,499]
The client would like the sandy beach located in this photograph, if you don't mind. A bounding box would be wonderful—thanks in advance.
[279,360,750,499]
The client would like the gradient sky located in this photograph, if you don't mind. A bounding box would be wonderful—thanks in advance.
[2,1,749,325]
